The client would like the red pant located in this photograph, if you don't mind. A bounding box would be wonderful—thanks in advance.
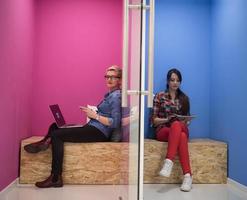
[156,121,191,175]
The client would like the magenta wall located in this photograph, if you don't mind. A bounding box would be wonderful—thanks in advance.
[0,0,122,192]
[31,0,123,135]
[0,0,34,191]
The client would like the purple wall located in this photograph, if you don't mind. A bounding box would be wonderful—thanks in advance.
[0,0,123,192]
[0,0,34,191]
[31,0,122,135]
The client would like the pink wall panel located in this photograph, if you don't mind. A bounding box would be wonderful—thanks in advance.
[0,0,122,192]
[0,0,34,191]
[32,0,123,135]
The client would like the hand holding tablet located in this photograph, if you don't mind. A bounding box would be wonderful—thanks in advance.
[174,114,196,121]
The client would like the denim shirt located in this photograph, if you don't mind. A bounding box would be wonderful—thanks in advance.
[88,89,121,138]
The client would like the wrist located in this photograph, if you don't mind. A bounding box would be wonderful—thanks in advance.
[95,114,100,121]
[164,118,168,122]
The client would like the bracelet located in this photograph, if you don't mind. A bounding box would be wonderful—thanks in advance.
[96,114,100,121]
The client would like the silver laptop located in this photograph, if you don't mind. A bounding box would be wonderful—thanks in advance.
[49,104,83,128]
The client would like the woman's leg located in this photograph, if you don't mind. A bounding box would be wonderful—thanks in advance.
[166,121,189,161]
[178,131,192,192]
[178,131,191,175]
[24,123,58,153]
[44,122,59,139]
[157,121,191,177]
[35,125,107,188]
[50,125,107,178]
[156,127,174,177]
[156,127,170,142]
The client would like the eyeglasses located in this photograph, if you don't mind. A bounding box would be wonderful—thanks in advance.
[104,75,120,81]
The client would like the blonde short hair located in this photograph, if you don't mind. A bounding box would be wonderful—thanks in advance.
[106,65,122,79]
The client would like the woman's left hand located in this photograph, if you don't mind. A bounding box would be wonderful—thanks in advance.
[80,107,97,119]
[181,119,191,126]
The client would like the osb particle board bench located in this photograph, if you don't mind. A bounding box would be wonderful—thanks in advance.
[20,137,227,184]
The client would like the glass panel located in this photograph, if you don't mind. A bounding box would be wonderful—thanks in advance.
[128,0,142,199]
[120,0,142,200]
[127,1,142,198]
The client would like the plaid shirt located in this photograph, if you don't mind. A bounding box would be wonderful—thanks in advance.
[151,91,189,132]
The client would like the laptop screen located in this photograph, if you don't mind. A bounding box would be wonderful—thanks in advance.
[49,104,66,127]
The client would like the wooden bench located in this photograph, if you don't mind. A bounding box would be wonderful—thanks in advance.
[144,139,227,184]
[19,137,227,184]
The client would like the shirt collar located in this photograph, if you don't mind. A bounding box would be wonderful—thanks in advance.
[104,88,120,98]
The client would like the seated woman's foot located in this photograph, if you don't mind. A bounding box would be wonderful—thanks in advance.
[159,158,173,177]
[180,173,192,192]
[35,174,63,188]
[24,138,50,153]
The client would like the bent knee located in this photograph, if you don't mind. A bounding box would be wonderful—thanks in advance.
[50,129,61,138]
[170,120,182,128]
[180,131,188,140]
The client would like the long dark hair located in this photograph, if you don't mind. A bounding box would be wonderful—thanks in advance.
[166,68,190,115]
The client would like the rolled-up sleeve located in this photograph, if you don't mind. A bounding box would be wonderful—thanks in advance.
[108,92,121,128]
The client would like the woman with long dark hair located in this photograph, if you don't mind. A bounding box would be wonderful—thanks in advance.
[152,68,193,192]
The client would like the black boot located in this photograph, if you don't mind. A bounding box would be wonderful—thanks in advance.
[35,174,63,188]
[24,137,51,153]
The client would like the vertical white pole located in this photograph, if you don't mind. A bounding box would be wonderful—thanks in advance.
[139,1,146,198]
[147,0,155,108]
[122,0,129,107]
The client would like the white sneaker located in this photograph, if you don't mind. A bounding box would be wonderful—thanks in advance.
[159,159,173,177]
[180,173,193,192]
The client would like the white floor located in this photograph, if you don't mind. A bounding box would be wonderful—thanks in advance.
[1,182,247,200]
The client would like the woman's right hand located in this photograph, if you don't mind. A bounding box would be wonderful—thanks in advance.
[167,114,176,121]
[153,117,168,126]
[80,107,97,119]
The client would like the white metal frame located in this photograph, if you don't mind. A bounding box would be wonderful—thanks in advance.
[122,0,154,108]
[122,1,155,200]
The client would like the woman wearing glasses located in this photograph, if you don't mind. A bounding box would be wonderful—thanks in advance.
[24,65,122,188]
[151,68,193,192]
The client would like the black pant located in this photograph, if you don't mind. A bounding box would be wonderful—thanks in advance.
[45,123,108,176]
